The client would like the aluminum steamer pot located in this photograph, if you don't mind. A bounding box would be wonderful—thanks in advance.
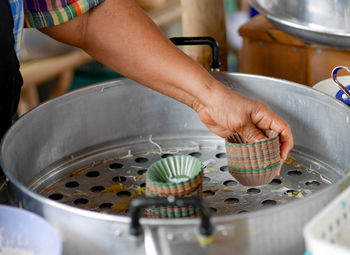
[2,39,350,255]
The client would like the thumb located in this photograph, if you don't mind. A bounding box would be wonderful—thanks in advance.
[241,123,267,143]
[275,159,284,176]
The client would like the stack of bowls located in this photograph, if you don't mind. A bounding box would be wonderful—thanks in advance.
[145,155,203,218]
[225,130,281,186]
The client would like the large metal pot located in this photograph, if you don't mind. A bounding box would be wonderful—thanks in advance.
[1,70,350,255]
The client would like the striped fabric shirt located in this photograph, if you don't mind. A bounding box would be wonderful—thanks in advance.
[9,0,24,55]
[24,0,103,28]
[9,0,104,55]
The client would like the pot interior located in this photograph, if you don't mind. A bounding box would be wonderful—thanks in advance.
[1,73,349,217]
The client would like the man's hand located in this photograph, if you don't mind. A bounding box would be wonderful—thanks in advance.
[194,81,294,163]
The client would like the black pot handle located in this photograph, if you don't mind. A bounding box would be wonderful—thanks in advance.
[170,36,221,71]
[128,196,214,238]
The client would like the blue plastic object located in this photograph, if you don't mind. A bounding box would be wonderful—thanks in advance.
[250,6,259,17]
[335,85,350,106]
[0,205,62,255]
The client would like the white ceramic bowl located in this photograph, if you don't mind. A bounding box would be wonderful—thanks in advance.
[0,205,62,255]
[312,75,350,97]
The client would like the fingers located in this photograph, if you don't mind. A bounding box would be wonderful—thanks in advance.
[279,127,294,160]
[267,113,294,160]
[240,122,267,143]
[276,159,284,176]
[206,124,233,139]
[252,104,294,160]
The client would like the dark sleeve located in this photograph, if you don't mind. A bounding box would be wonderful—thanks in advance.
[0,0,23,139]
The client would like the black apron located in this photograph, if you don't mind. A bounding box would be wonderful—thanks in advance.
[0,1,23,176]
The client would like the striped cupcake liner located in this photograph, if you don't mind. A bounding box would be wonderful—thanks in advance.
[146,155,202,188]
[225,130,281,186]
[146,186,202,218]
[145,155,204,218]
[146,163,204,219]
[226,130,278,145]
[227,159,281,172]
[146,206,199,218]
[229,164,281,186]
[145,185,202,198]
[146,172,203,196]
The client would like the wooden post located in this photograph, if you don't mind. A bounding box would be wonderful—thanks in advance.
[181,0,227,71]
[49,69,74,100]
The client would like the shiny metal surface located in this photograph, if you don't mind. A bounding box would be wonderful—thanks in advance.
[2,73,350,255]
[34,137,338,217]
[249,0,350,49]
[332,66,350,98]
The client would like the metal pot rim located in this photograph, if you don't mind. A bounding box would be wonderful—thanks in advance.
[2,72,350,227]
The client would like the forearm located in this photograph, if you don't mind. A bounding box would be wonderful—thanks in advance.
[40,0,294,156]
[40,0,226,110]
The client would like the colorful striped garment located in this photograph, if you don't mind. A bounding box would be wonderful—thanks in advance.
[9,0,24,55]
[9,0,104,55]
[24,0,103,28]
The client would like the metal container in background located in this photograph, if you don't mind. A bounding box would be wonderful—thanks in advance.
[1,71,350,255]
[249,0,350,49]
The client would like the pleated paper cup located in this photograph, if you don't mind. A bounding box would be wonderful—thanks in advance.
[225,130,281,186]
[145,185,202,198]
[146,155,203,195]
[145,186,202,218]
[145,155,203,218]
[146,205,199,218]
[146,172,203,196]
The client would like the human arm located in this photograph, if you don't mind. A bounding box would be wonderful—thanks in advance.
[39,0,293,159]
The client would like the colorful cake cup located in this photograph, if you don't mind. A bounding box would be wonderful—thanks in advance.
[145,185,202,198]
[145,155,203,218]
[146,172,203,196]
[225,130,281,186]
[146,205,199,218]
[145,186,202,218]
[146,155,203,194]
